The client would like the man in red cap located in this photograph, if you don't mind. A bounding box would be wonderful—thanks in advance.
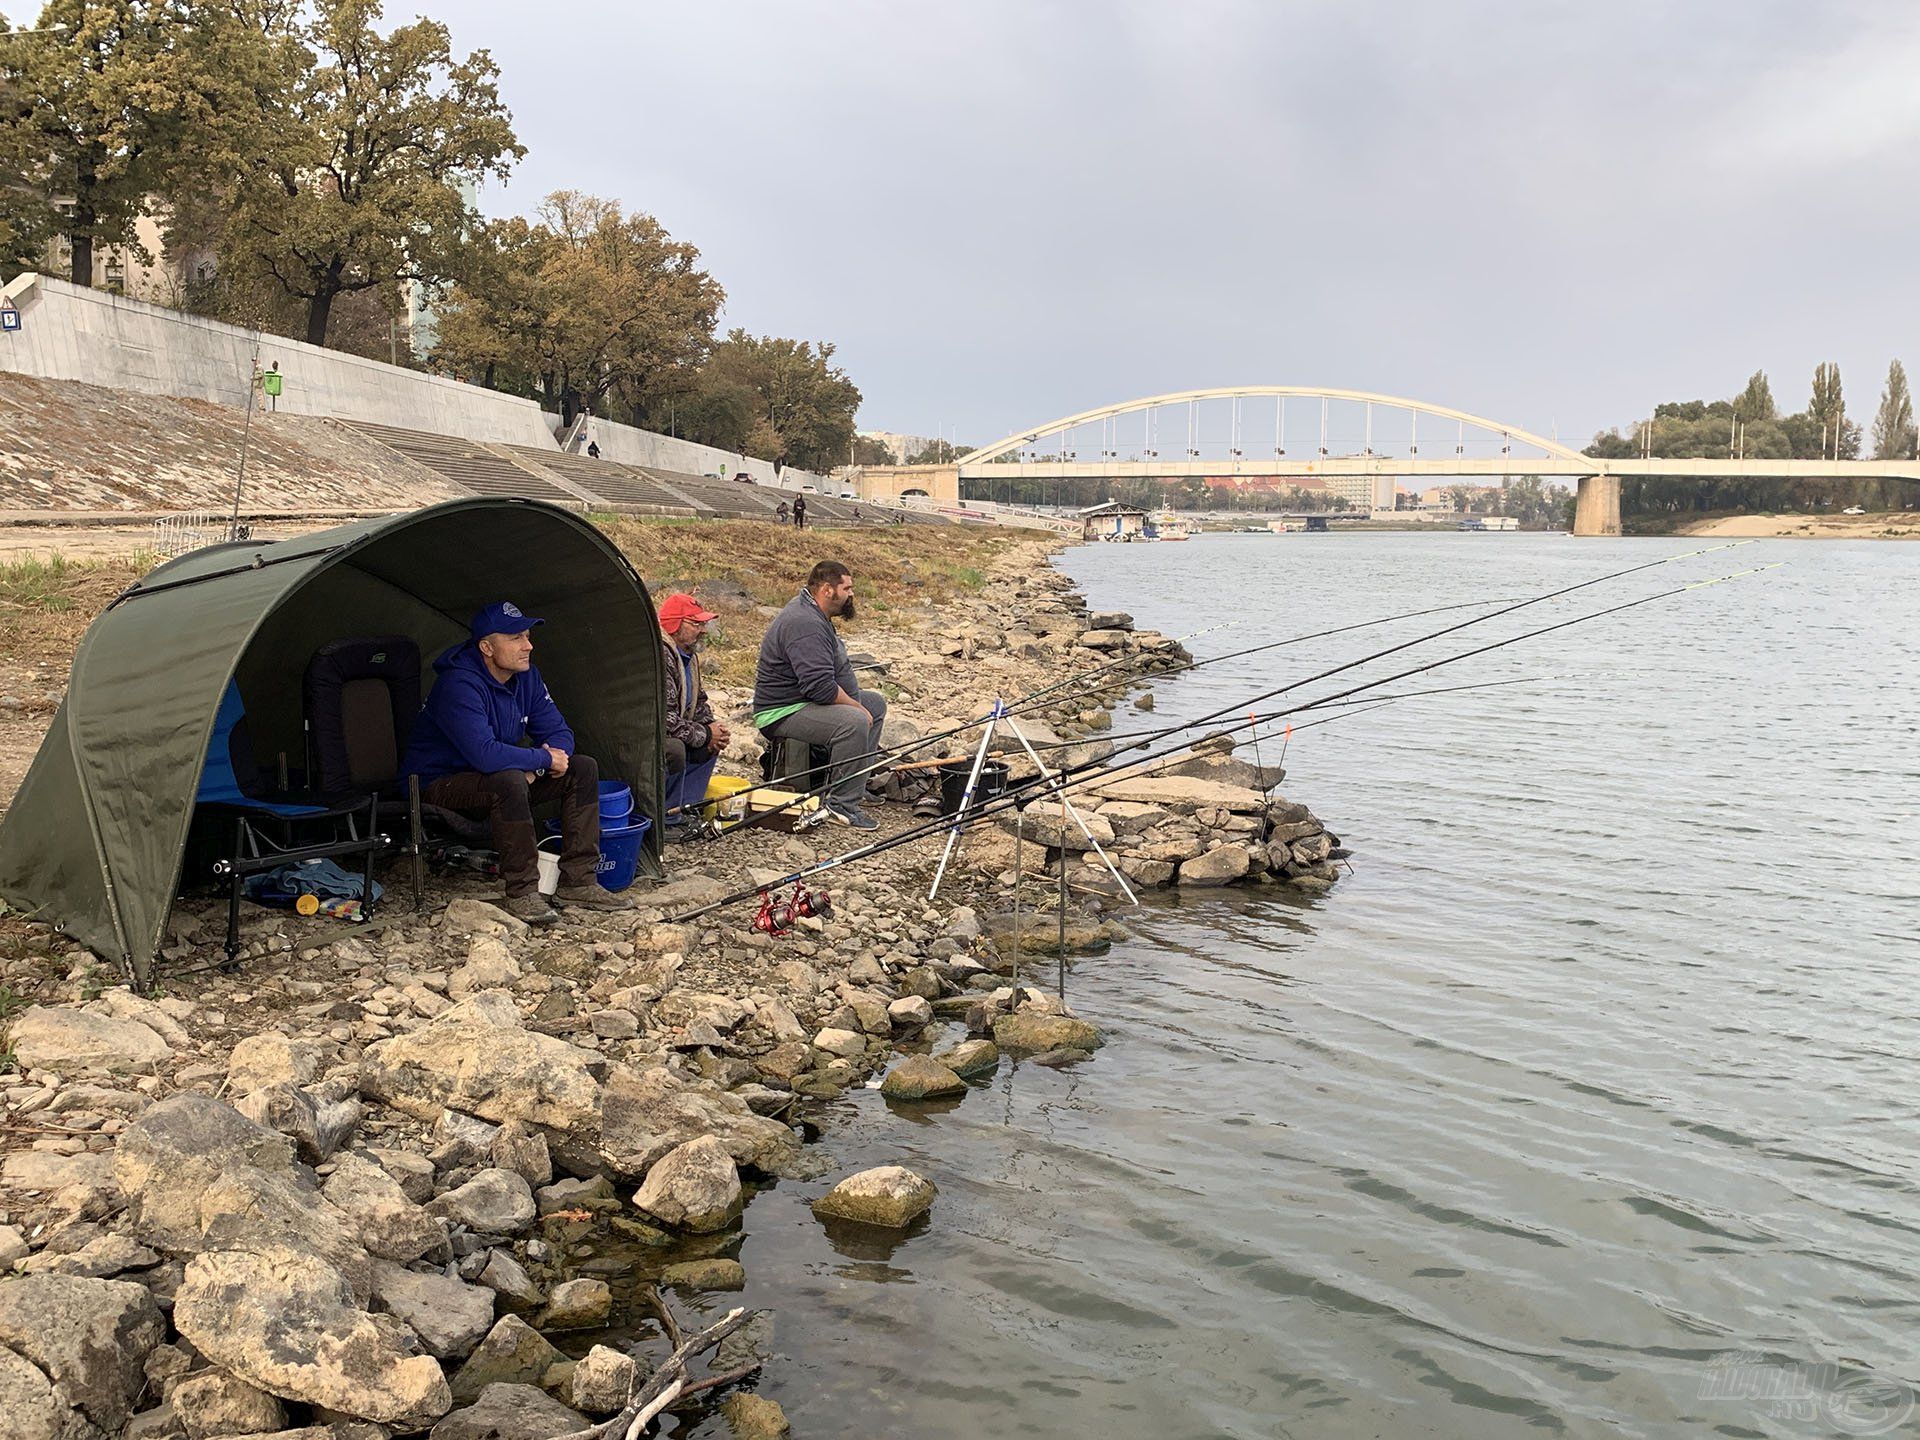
[659,593,728,839]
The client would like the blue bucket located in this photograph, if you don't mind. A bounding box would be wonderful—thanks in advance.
[594,817,650,892]
[598,781,633,824]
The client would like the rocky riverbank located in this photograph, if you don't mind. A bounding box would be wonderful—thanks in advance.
[0,538,1344,1439]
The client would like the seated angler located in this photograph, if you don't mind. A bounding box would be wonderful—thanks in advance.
[403,601,633,924]
[752,560,887,830]
[658,592,729,840]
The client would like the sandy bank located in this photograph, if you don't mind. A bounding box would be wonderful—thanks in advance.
[1675,512,1920,539]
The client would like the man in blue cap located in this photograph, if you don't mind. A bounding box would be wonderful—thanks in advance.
[403,601,632,924]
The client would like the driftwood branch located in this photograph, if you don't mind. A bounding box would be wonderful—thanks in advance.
[555,1305,757,1440]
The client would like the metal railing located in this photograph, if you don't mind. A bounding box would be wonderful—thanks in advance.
[150,511,247,557]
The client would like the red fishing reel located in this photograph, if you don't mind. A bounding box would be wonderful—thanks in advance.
[751,881,833,937]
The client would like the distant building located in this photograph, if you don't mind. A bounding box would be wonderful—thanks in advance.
[1078,500,1148,541]
[858,430,936,463]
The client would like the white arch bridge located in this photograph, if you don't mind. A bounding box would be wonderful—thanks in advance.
[852,387,1920,536]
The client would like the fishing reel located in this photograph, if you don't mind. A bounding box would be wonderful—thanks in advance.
[752,881,833,937]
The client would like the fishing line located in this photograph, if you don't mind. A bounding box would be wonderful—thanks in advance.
[665,559,1773,922]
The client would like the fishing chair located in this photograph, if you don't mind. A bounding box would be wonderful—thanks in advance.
[301,635,486,906]
[197,681,385,967]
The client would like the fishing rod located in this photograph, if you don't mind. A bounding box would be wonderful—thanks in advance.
[1084,539,1757,776]
[1015,674,1557,754]
[666,560,1773,922]
[667,593,1532,828]
[661,617,1247,823]
[772,537,1740,833]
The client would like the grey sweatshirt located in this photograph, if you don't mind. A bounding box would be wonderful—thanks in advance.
[753,591,856,711]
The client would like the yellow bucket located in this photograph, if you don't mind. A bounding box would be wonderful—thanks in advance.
[701,775,755,826]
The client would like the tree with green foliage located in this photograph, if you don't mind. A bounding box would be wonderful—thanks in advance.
[905,439,972,465]
[218,0,520,345]
[0,0,187,286]
[1870,359,1915,460]
[1807,362,1861,459]
[433,193,720,421]
[684,331,861,471]
[1734,370,1776,422]
[849,435,894,466]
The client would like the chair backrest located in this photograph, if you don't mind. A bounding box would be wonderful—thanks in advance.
[304,636,422,798]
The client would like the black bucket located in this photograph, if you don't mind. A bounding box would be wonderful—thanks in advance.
[938,758,1010,816]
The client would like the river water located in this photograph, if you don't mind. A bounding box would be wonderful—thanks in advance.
[693,533,1920,1439]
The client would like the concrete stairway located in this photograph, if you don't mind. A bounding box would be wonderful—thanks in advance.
[496,447,702,515]
[341,421,584,505]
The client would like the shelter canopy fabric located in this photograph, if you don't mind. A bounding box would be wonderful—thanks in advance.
[0,499,663,985]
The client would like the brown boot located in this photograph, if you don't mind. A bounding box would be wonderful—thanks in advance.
[501,892,559,926]
[553,884,635,912]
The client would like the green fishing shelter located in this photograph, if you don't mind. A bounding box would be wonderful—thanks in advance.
[0,498,664,986]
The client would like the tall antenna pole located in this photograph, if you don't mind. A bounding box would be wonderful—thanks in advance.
[228,327,265,539]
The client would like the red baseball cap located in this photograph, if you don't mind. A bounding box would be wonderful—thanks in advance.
[658,593,718,630]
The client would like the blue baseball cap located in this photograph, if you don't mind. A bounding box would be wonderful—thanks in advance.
[470,600,545,641]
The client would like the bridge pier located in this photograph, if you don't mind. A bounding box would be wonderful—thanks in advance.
[1572,472,1620,537]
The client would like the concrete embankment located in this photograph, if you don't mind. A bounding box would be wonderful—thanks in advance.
[0,534,1345,1436]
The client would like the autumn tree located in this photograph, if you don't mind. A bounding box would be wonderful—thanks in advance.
[683,331,861,471]
[219,0,519,345]
[433,193,721,422]
[0,0,187,286]
[1870,359,1915,461]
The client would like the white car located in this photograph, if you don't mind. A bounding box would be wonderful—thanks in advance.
[838,488,858,499]
[1842,505,1866,515]
[798,483,818,493]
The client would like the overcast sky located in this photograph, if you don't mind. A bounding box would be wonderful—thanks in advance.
[430,0,1920,447]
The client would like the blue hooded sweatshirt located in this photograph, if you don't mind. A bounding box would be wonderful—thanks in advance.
[402,641,576,785]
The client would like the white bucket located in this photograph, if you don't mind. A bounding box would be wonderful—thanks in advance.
[536,838,562,896]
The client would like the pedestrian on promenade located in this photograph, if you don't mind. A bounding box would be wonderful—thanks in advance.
[793,494,807,529]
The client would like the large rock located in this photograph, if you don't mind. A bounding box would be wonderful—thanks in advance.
[809,1027,864,1060]
[370,1260,495,1360]
[224,1033,324,1094]
[538,1278,611,1331]
[932,1039,999,1079]
[593,1065,798,1180]
[323,1154,445,1263]
[6,1005,171,1075]
[722,1393,791,1439]
[992,1013,1103,1053]
[630,1135,741,1233]
[0,1344,76,1440]
[878,1055,966,1102]
[0,1275,166,1433]
[568,1346,637,1415]
[430,1383,585,1440]
[114,1096,297,1253]
[1000,808,1114,852]
[1090,773,1269,815]
[1075,628,1130,651]
[195,1164,374,1304]
[1094,800,1167,836]
[173,1248,450,1428]
[427,1170,536,1235]
[886,996,933,1031]
[448,1318,567,1407]
[811,1166,936,1229]
[358,992,602,1134]
[1177,844,1251,886]
[170,1370,287,1439]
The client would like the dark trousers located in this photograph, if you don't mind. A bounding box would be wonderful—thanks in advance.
[665,737,717,818]
[762,690,886,807]
[423,753,601,898]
